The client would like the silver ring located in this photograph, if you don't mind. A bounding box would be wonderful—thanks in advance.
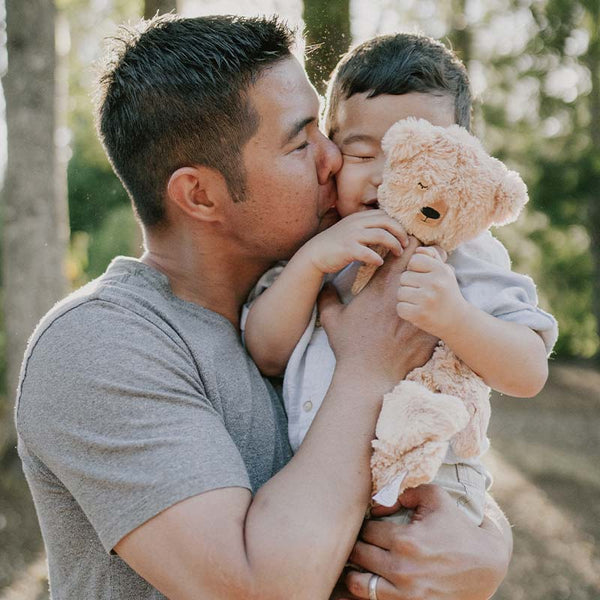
[368,573,380,600]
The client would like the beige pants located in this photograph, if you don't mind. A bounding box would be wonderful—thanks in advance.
[371,462,488,526]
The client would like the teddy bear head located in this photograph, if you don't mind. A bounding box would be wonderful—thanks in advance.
[377,118,529,252]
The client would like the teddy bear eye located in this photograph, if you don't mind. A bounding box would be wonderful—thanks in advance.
[418,182,429,190]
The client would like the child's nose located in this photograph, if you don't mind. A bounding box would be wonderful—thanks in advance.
[370,155,384,187]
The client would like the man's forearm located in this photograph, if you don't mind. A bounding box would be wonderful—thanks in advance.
[244,365,393,599]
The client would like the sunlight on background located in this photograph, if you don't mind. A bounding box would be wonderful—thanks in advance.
[0,0,6,189]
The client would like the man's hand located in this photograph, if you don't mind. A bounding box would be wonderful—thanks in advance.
[318,237,438,388]
[337,485,511,600]
[302,210,408,275]
[396,246,467,339]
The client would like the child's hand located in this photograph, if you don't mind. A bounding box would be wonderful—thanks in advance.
[396,246,467,337]
[300,210,409,274]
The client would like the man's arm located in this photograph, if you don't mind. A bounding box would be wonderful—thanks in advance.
[337,485,512,600]
[116,238,438,600]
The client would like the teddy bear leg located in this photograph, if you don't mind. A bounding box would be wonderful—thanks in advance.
[371,380,470,503]
[449,377,492,458]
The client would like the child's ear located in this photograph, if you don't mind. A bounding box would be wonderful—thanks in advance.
[382,117,436,163]
[492,166,529,225]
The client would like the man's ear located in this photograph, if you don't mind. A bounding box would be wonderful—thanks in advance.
[166,166,231,223]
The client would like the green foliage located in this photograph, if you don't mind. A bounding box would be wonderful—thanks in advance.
[67,139,130,234]
[34,0,600,361]
[85,204,142,279]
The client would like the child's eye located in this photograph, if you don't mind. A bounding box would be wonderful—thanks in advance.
[418,182,429,189]
[343,153,374,162]
[295,141,310,151]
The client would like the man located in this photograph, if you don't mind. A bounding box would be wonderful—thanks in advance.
[16,14,511,599]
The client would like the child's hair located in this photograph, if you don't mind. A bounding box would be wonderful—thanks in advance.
[325,33,472,135]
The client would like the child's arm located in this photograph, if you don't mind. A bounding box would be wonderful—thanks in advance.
[396,246,548,397]
[245,210,408,377]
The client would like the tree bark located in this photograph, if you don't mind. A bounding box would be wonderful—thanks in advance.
[448,0,471,66]
[585,2,600,361]
[303,0,351,95]
[1,0,69,451]
[144,0,177,19]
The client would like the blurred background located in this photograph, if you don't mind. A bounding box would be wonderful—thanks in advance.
[0,0,599,598]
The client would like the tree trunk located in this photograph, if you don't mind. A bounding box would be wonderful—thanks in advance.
[144,0,177,19]
[303,0,351,95]
[1,0,69,451]
[585,2,600,361]
[448,0,471,66]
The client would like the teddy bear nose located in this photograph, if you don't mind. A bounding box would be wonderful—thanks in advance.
[421,206,441,220]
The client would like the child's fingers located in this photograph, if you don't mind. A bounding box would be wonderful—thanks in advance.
[415,245,447,262]
[406,252,445,274]
[398,270,423,289]
[357,228,403,257]
[396,300,419,322]
[350,210,409,247]
[351,244,386,267]
[396,285,421,305]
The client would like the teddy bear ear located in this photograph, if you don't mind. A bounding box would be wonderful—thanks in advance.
[381,117,437,163]
[492,167,529,226]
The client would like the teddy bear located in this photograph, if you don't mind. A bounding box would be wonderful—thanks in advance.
[351,117,529,506]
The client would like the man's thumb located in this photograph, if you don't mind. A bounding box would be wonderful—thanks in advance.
[317,283,343,329]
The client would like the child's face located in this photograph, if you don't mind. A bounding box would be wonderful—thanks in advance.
[331,92,456,218]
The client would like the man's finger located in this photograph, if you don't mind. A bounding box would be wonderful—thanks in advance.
[347,539,390,573]
[357,519,404,550]
[345,569,400,600]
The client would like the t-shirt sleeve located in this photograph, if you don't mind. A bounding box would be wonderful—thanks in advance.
[17,300,251,553]
[449,231,559,355]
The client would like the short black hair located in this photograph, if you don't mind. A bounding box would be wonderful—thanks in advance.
[95,14,295,227]
[325,33,472,135]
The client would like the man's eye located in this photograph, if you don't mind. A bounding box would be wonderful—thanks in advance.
[295,141,310,151]
[418,182,429,189]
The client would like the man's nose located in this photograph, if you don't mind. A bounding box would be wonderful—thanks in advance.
[316,133,342,184]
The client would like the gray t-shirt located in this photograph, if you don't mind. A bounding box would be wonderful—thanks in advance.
[16,257,292,599]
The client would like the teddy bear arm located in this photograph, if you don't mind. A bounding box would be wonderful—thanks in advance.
[351,244,390,295]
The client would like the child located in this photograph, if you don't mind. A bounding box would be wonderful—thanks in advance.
[242,33,558,524]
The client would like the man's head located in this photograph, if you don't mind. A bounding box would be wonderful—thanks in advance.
[323,33,472,218]
[95,14,295,228]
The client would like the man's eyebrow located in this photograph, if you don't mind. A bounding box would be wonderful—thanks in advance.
[282,117,316,146]
[340,133,378,146]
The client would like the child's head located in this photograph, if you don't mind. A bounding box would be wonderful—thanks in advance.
[325,33,472,218]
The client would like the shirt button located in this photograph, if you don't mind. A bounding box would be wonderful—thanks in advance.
[303,400,313,412]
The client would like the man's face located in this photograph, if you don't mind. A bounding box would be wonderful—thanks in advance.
[331,92,456,218]
[224,57,342,262]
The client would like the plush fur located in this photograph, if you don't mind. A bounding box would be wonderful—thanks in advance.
[354,117,529,501]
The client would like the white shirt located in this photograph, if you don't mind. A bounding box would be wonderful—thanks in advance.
[242,231,558,453]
